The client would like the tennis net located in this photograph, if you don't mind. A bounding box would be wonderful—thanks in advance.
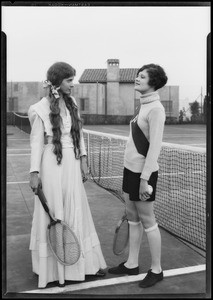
[11,113,206,251]
[83,129,206,251]
[11,112,31,134]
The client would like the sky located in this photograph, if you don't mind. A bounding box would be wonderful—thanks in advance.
[2,4,210,110]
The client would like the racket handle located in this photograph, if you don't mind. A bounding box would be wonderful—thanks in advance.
[37,187,53,220]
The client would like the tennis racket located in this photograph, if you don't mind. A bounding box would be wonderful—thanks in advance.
[36,187,81,266]
[113,211,129,255]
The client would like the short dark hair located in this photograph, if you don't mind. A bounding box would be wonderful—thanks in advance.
[47,62,76,87]
[137,64,168,90]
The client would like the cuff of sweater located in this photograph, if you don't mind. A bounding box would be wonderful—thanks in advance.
[140,171,151,181]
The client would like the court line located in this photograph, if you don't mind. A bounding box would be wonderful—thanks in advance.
[7,149,31,151]
[164,133,205,136]
[7,168,204,184]
[91,171,204,180]
[21,264,206,294]
[7,154,31,156]
[189,144,206,147]
[7,149,206,156]
[7,181,29,184]
[7,138,30,141]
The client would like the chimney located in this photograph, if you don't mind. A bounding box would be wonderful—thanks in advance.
[106,59,121,115]
[107,59,120,82]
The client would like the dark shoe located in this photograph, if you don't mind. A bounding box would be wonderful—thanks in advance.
[139,269,163,288]
[58,282,66,287]
[95,269,106,277]
[108,262,139,275]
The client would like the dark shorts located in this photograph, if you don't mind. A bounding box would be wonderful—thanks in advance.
[122,167,158,202]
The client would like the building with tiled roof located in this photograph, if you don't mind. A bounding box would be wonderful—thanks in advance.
[79,68,139,83]
[6,59,179,124]
[72,59,179,122]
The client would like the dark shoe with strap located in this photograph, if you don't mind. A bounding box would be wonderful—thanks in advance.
[108,262,139,275]
[139,269,163,288]
[95,269,106,277]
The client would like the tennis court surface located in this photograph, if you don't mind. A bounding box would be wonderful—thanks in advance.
[5,125,209,298]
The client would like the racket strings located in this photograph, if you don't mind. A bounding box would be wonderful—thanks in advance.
[48,222,80,265]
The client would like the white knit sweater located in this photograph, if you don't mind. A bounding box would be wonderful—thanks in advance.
[124,91,166,180]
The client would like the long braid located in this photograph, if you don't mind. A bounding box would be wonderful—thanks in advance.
[45,61,77,164]
[49,93,63,164]
[64,95,82,159]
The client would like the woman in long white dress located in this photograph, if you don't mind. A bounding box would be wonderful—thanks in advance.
[28,62,107,288]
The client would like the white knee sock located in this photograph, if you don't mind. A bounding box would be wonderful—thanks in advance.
[145,223,162,273]
[125,221,143,269]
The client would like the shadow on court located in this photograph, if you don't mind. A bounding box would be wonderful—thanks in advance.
[5,126,207,297]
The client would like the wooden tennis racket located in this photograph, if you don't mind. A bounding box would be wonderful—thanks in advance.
[113,210,129,255]
[37,187,81,266]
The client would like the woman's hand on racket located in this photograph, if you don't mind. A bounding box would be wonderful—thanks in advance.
[139,179,151,201]
[29,172,42,195]
[80,155,89,183]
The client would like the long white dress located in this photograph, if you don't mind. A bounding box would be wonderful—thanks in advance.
[28,97,107,288]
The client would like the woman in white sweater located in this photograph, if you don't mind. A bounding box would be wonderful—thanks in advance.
[28,62,106,288]
[108,64,168,288]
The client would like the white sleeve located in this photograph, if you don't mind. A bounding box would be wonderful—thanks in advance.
[28,106,45,173]
[140,107,165,180]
